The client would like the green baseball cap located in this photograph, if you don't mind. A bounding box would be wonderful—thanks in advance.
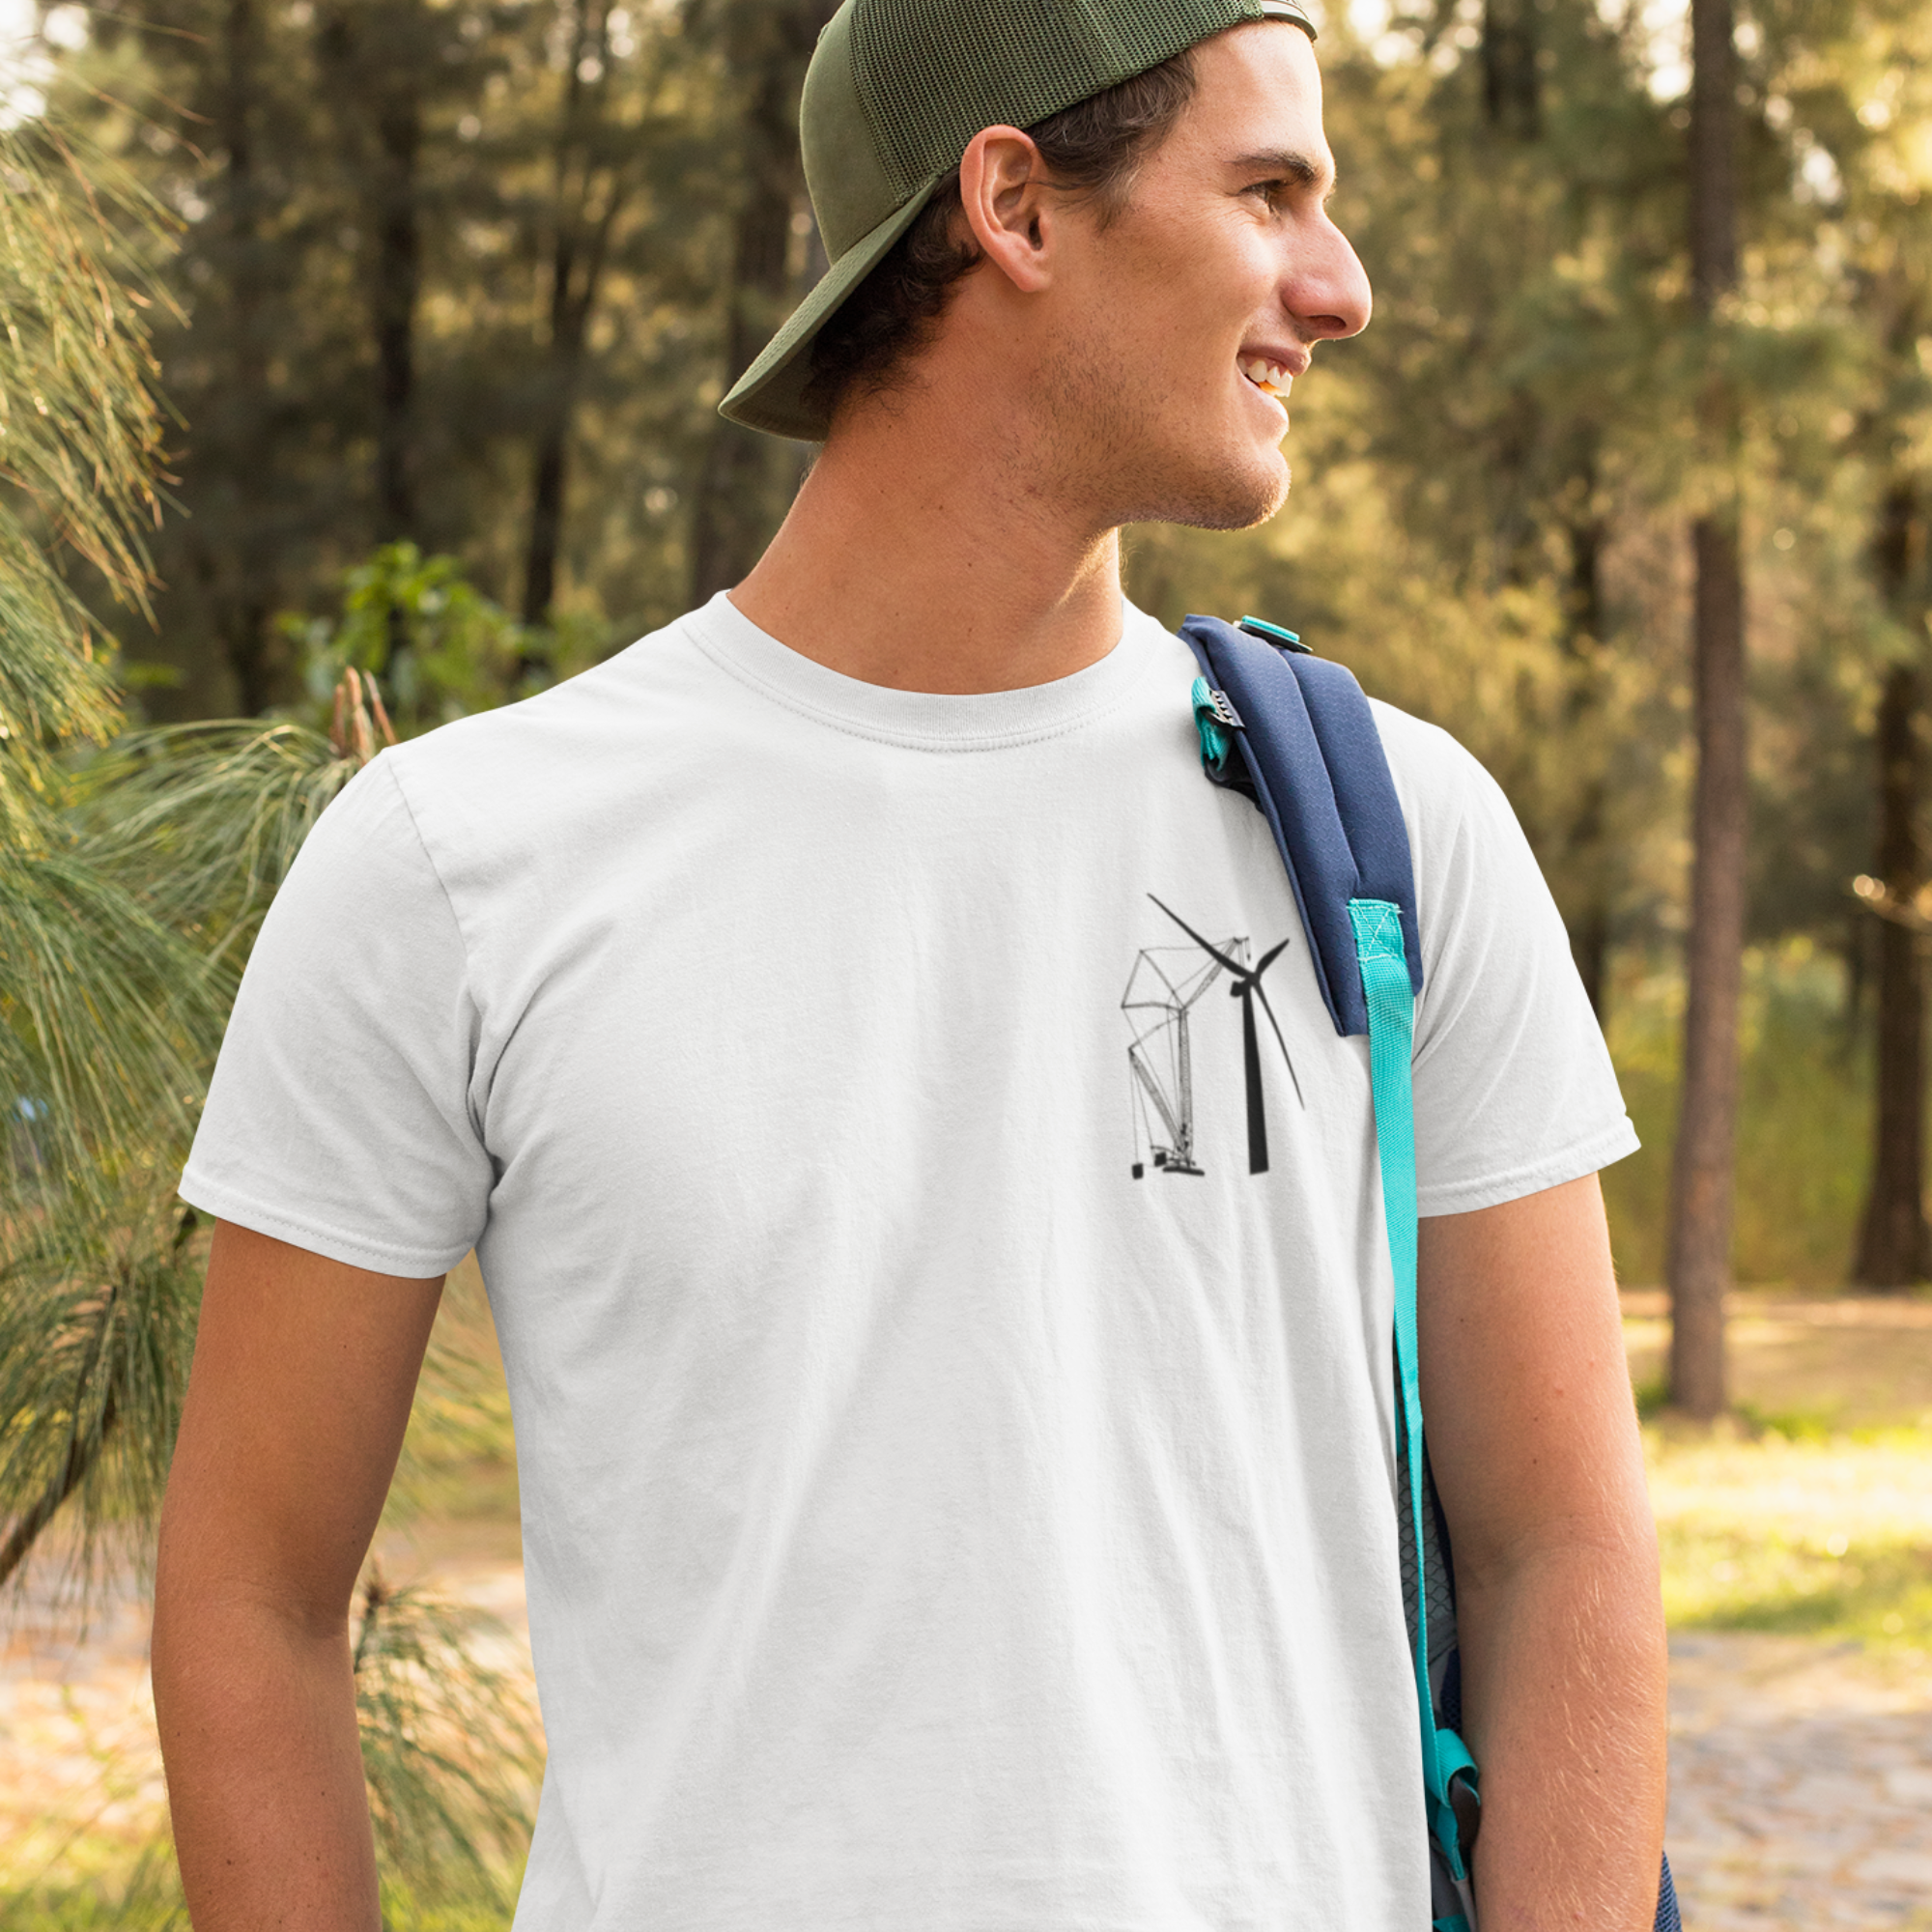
[720,0,1317,443]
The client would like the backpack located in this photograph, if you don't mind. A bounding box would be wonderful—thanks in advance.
[1177,613,1680,1932]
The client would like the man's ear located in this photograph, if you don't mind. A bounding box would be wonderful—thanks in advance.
[957,126,1059,294]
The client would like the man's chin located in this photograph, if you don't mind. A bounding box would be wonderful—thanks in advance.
[1138,447,1290,533]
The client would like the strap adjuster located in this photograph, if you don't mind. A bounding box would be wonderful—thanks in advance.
[1203,686,1243,730]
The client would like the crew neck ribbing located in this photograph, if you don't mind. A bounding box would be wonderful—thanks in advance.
[684,589,1163,752]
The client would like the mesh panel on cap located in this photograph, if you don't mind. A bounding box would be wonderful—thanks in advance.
[848,0,1253,203]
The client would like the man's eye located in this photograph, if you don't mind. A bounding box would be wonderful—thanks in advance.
[1248,181,1288,208]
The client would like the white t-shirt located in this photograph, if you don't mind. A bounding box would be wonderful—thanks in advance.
[182,592,1636,1932]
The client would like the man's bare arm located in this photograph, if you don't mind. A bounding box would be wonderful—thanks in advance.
[1418,1174,1667,1931]
[153,1222,444,1931]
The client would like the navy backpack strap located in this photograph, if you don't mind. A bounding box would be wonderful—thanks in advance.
[1178,614,1421,1037]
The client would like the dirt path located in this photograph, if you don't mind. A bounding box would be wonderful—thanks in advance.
[7,1561,1932,1925]
[1668,1634,1932,1928]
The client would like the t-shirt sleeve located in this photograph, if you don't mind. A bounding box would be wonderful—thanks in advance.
[1396,719,1639,1217]
[179,754,493,1276]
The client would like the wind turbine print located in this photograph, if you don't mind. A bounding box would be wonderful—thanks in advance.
[1144,895,1303,1177]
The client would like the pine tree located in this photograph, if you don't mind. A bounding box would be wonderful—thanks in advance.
[0,115,227,1592]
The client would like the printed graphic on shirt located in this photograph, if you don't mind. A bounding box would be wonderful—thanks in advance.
[1123,895,1301,1180]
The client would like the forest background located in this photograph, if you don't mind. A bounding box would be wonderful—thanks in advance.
[3,0,1932,1918]
[12,0,1931,1295]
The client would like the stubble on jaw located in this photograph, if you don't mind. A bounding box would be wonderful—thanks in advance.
[1025,335,1293,539]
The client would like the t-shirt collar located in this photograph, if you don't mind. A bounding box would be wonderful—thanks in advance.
[687,589,1161,752]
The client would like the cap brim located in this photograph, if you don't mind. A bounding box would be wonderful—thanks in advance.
[719,175,945,443]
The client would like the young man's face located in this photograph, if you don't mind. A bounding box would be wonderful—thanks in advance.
[1034,22,1371,533]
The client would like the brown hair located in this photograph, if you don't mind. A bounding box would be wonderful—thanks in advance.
[804,50,1199,421]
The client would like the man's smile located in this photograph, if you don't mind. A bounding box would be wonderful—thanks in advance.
[1239,355,1294,399]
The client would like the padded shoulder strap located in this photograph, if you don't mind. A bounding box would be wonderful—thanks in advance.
[1179,613,1421,1036]
[1182,611,1476,1891]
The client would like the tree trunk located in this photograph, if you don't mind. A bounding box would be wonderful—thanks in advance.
[1561,450,1611,1021]
[1686,0,1739,311]
[213,0,281,714]
[373,83,421,546]
[1567,870,1610,1020]
[1481,0,1540,140]
[1667,0,1744,1420]
[320,1,422,548]
[522,1,625,632]
[521,166,582,627]
[1668,516,1747,1415]
[1853,481,1931,1287]
[686,0,838,607]
[523,423,569,630]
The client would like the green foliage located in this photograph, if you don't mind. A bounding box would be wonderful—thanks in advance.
[0,1193,202,1598]
[383,1264,521,1530]
[74,717,357,968]
[58,0,726,714]
[1604,941,1872,1285]
[0,835,225,1209]
[375,1896,517,1932]
[0,118,168,809]
[0,1846,188,1931]
[284,543,570,736]
[76,543,587,981]
[353,1575,543,1910]
[0,1567,538,1925]
[0,115,224,1212]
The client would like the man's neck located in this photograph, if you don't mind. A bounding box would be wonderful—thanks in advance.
[729,387,1126,697]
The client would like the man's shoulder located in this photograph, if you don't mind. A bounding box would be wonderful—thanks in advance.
[1356,691,1519,860]
[398,607,708,765]
[1362,694,1491,802]
[371,605,721,860]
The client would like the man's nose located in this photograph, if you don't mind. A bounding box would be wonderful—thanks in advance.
[1290,219,1373,343]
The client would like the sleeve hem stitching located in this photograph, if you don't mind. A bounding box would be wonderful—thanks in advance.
[1415,1120,1640,1217]
[179,1169,473,1277]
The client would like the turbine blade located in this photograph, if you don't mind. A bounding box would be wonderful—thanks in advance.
[1149,895,1247,978]
[1254,936,1293,977]
[1253,984,1305,1110]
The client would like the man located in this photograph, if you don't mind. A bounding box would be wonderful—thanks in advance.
[153,2,1668,1926]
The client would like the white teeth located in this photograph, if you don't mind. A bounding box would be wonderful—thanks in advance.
[1241,356,1292,397]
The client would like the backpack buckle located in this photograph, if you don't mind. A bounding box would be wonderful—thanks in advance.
[1237,613,1313,655]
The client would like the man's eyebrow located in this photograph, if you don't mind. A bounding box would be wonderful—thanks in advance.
[1229,148,1334,192]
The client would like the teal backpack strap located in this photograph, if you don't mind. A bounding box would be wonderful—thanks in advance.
[1350,900,1480,1913]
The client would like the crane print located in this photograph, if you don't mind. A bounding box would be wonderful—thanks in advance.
[1123,895,1302,1179]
